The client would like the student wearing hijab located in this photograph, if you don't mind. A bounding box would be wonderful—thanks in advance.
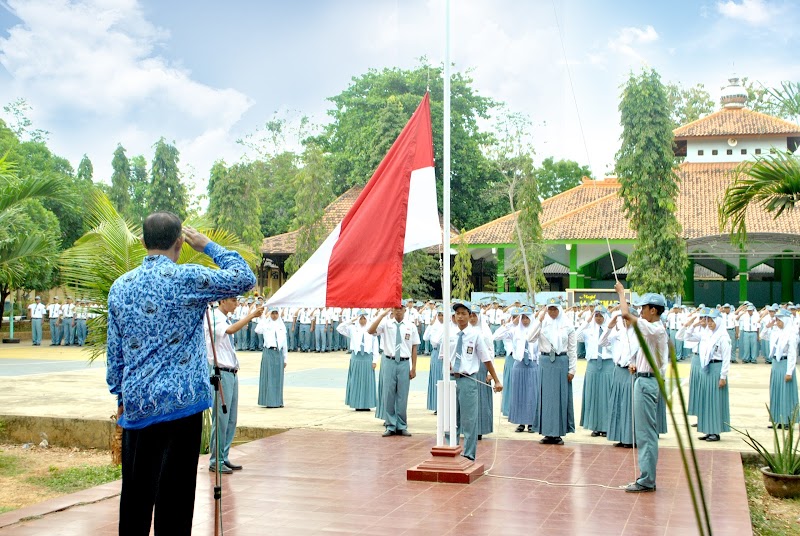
[424,307,445,413]
[691,309,731,442]
[600,309,640,448]
[677,308,711,422]
[577,305,613,437]
[255,307,288,408]
[527,298,577,445]
[337,310,380,411]
[500,307,520,418]
[494,306,538,433]
[469,304,496,439]
[767,309,799,428]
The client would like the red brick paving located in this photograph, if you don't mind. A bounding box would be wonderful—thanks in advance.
[0,429,752,535]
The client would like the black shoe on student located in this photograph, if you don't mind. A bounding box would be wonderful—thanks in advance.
[691,423,697,428]
[625,482,655,493]
[224,460,243,470]
[591,431,601,437]
[705,434,720,442]
[599,432,607,437]
[396,429,412,437]
[478,435,482,440]
[527,426,534,433]
[382,430,395,437]
[209,464,233,474]
[515,425,525,433]
[698,434,710,440]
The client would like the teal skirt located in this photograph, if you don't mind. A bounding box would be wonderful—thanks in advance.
[477,360,494,435]
[427,347,442,411]
[501,354,514,417]
[258,348,284,408]
[536,354,574,437]
[508,358,538,428]
[696,361,730,435]
[345,351,377,410]
[770,359,799,425]
[687,353,701,416]
[607,365,634,444]
[580,358,614,432]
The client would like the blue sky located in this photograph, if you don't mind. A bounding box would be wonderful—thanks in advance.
[0,0,798,199]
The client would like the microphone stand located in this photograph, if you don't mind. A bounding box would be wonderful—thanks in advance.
[205,307,227,536]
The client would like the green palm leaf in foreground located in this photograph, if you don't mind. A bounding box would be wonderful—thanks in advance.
[719,151,800,246]
[59,191,259,361]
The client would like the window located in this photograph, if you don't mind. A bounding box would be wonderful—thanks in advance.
[741,148,747,155]
[727,149,733,155]
[712,149,718,155]
[755,148,762,155]
[697,150,704,156]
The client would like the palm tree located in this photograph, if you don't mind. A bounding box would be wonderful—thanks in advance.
[719,150,800,246]
[59,190,260,362]
[0,154,73,329]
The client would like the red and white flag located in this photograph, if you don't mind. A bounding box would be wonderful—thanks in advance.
[267,93,441,308]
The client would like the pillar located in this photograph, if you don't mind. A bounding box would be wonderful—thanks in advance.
[683,259,695,305]
[781,252,794,303]
[496,248,505,292]
[739,255,748,304]
[568,244,578,289]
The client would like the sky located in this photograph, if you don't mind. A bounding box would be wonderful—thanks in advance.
[0,0,798,200]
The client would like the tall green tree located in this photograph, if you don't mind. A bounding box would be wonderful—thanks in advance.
[128,155,149,224]
[149,138,187,219]
[452,231,473,300]
[313,63,500,229]
[666,83,715,128]
[259,152,299,237]
[402,250,439,299]
[207,160,263,251]
[76,154,94,183]
[109,145,131,217]
[284,144,333,275]
[616,69,687,296]
[535,157,591,199]
[2,98,48,143]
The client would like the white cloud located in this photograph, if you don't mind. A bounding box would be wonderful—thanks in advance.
[716,0,777,26]
[608,25,659,62]
[0,0,253,183]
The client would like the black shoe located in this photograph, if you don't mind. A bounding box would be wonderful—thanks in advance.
[209,464,233,474]
[553,437,564,445]
[621,443,633,449]
[706,434,720,442]
[591,431,601,437]
[691,423,697,428]
[539,437,552,444]
[478,435,482,440]
[382,430,395,437]
[396,429,412,437]
[625,482,655,493]
[433,411,437,415]
[527,426,534,433]
[224,460,243,470]
[599,432,607,437]
[355,408,371,412]
[698,434,710,440]
[515,425,525,433]
[614,442,625,447]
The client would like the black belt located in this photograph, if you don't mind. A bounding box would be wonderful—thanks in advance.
[266,346,277,350]
[709,359,722,364]
[451,372,475,378]
[218,367,238,374]
[541,352,567,357]
[617,363,629,369]
[384,355,409,361]
[774,356,787,362]
[636,372,656,378]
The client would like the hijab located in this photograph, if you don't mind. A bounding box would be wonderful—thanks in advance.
[699,316,727,368]
[541,304,571,353]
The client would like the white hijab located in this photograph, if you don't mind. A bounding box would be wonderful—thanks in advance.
[541,304,570,353]
[771,316,798,358]
[699,316,726,368]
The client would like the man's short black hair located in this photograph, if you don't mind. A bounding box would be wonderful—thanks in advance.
[143,212,182,250]
[645,304,665,316]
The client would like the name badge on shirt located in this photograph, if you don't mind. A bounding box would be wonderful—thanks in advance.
[466,345,474,355]
[405,333,410,341]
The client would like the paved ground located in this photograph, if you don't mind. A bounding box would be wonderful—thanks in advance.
[0,429,751,535]
[0,340,782,451]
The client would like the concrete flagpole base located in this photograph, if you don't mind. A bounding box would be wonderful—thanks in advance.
[407,444,484,484]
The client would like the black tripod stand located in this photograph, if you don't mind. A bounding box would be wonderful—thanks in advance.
[205,307,227,536]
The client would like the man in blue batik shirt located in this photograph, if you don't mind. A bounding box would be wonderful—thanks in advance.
[107,212,255,536]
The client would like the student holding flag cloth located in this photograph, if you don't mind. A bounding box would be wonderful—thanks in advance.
[337,310,380,411]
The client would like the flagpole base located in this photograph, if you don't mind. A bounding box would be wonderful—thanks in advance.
[407,445,484,484]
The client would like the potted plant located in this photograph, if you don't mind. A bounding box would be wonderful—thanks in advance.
[732,405,800,499]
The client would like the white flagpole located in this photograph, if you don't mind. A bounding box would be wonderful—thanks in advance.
[439,0,456,448]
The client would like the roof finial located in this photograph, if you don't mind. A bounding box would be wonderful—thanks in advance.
[720,75,747,109]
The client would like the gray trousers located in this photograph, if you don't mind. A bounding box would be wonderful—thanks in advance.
[62,319,75,345]
[634,376,659,489]
[210,371,238,467]
[31,318,43,344]
[740,331,758,363]
[76,319,88,346]
[299,324,311,351]
[454,375,479,460]
[49,319,61,344]
[383,357,410,432]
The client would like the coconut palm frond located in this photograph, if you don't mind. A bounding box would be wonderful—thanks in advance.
[0,157,75,214]
[178,224,259,268]
[719,151,800,246]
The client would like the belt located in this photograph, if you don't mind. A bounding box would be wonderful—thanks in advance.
[218,367,238,374]
[541,352,567,357]
[774,356,787,362]
[635,372,656,378]
[709,359,722,364]
[617,363,629,369]
[265,346,277,350]
[384,355,409,361]
[451,372,475,378]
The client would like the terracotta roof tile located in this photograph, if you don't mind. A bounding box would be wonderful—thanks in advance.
[673,107,800,138]
[461,162,800,244]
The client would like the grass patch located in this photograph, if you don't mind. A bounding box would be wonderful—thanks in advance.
[26,464,121,494]
[743,460,800,535]
[0,452,22,477]
[0,506,13,514]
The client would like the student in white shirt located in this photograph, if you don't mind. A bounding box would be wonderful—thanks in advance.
[576,305,613,437]
[600,310,640,448]
[337,310,380,411]
[424,308,445,413]
[255,307,288,408]
[738,305,760,363]
[767,309,799,428]
[494,306,537,433]
[27,296,46,346]
[46,297,61,346]
[368,306,419,437]
[205,297,262,474]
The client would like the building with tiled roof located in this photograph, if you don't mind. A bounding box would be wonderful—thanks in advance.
[460,77,800,306]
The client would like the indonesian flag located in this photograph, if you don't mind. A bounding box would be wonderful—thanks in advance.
[267,93,441,308]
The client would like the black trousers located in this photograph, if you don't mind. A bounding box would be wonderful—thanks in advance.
[120,412,203,536]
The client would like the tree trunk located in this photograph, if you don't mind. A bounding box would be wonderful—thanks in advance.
[0,285,10,333]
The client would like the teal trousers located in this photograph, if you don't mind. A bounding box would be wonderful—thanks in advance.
[634,376,659,489]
